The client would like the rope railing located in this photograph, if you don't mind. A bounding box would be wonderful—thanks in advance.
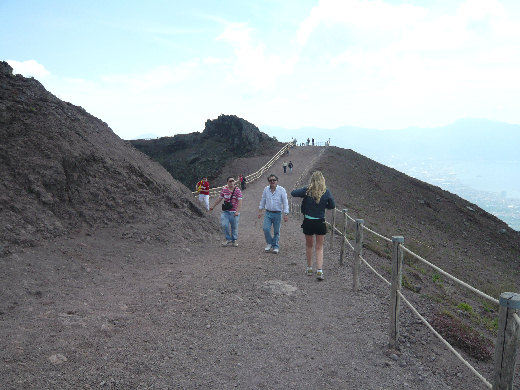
[197,142,518,388]
[515,313,520,328]
[192,142,294,197]
[357,250,493,388]
[400,245,499,305]
[362,224,392,243]
[320,207,519,389]
[296,140,331,147]
[359,254,390,286]
[398,290,493,389]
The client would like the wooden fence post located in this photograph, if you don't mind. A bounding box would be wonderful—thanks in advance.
[330,208,336,250]
[352,219,364,291]
[339,209,348,265]
[389,236,404,349]
[492,292,520,390]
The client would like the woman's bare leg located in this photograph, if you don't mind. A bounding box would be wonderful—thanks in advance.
[315,234,325,270]
[305,234,314,268]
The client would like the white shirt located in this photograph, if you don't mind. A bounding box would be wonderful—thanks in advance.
[259,185,289,214]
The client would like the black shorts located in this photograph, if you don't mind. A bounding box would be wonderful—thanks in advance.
[301,218,327,235]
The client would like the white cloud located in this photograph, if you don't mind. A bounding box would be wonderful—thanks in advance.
[203,56,230,65]
[216,22,297,90]
[296,0,428,46]
[11,0,520,139]
[100,61,200,90]
[457,0,507,21]
[7,59,50,77]
[321,0,520,120]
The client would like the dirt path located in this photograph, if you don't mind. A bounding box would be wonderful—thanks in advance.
[0,146,490,389]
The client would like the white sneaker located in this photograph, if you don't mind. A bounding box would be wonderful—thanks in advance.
[232,241,239,247]
[272,248,279,254]
[264,244,272,252]
[222,240,232,247]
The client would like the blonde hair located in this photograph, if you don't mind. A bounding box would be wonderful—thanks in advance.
[306,171,326,203]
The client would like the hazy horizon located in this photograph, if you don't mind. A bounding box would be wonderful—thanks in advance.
[3,0,520,140]
[261,121,520,231]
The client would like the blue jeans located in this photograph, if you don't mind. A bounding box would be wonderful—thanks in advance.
[221,211,240,241]
[263,211,282,249]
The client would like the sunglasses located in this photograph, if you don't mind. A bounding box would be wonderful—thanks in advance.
[228,179,235,183]
[268,179,277,182]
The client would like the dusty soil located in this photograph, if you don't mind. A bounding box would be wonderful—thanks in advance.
[1,146,499,389]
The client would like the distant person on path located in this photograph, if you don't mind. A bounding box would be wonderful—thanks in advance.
[282,160,288,174]
[312,138,315,146]
[307,138,310,146]
[209,177,242,247]
[288,161,293,174]
[241,174,246,190]
[291,171,335,280]
[196,176,210,211]
[258,174,289,254]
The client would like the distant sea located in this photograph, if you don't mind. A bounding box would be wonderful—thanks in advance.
[379,157,520,231]
[261,120,520,231]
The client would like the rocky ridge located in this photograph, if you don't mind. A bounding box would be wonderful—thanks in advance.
[130,114,282,189]
[0,61,217,256]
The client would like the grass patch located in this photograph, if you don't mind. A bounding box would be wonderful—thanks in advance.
[457,302,473,313]
[403,239,434,267]
[431,312,493,361]
[364,241,391,259]
[482,316,498,334]
[432,273,442,284]
[422,293,445,303]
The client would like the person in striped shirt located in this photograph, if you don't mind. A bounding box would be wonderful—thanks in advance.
[209,177,242,247]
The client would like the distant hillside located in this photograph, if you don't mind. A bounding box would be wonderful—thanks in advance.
[0,61,216,256]
[262,120,520,230]
[312,146,520,294]
[262,119,520,161]
[130,115,281,189]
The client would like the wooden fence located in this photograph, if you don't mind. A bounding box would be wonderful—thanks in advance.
[287,203,519,390]
[195,142,519,389]
[192,142,294,197]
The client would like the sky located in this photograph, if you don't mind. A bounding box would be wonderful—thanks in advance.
[2,0,520,140]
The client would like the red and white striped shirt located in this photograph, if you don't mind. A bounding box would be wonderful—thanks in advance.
[219,186,242,212]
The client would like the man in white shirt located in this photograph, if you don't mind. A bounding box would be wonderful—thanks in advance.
[258,174,289,254]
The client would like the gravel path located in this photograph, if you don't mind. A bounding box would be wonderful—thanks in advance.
[0,146,491,389]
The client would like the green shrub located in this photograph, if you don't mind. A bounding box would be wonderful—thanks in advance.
[431,312,493,361]
[457,302,473,313]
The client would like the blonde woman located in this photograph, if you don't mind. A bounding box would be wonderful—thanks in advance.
[291,171,335,280]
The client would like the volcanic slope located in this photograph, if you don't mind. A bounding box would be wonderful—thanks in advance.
[1,60,518,388]
[1,144,496,389]
[0,61,217,256]
[130,114,282,189]
[315,146,520,295]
